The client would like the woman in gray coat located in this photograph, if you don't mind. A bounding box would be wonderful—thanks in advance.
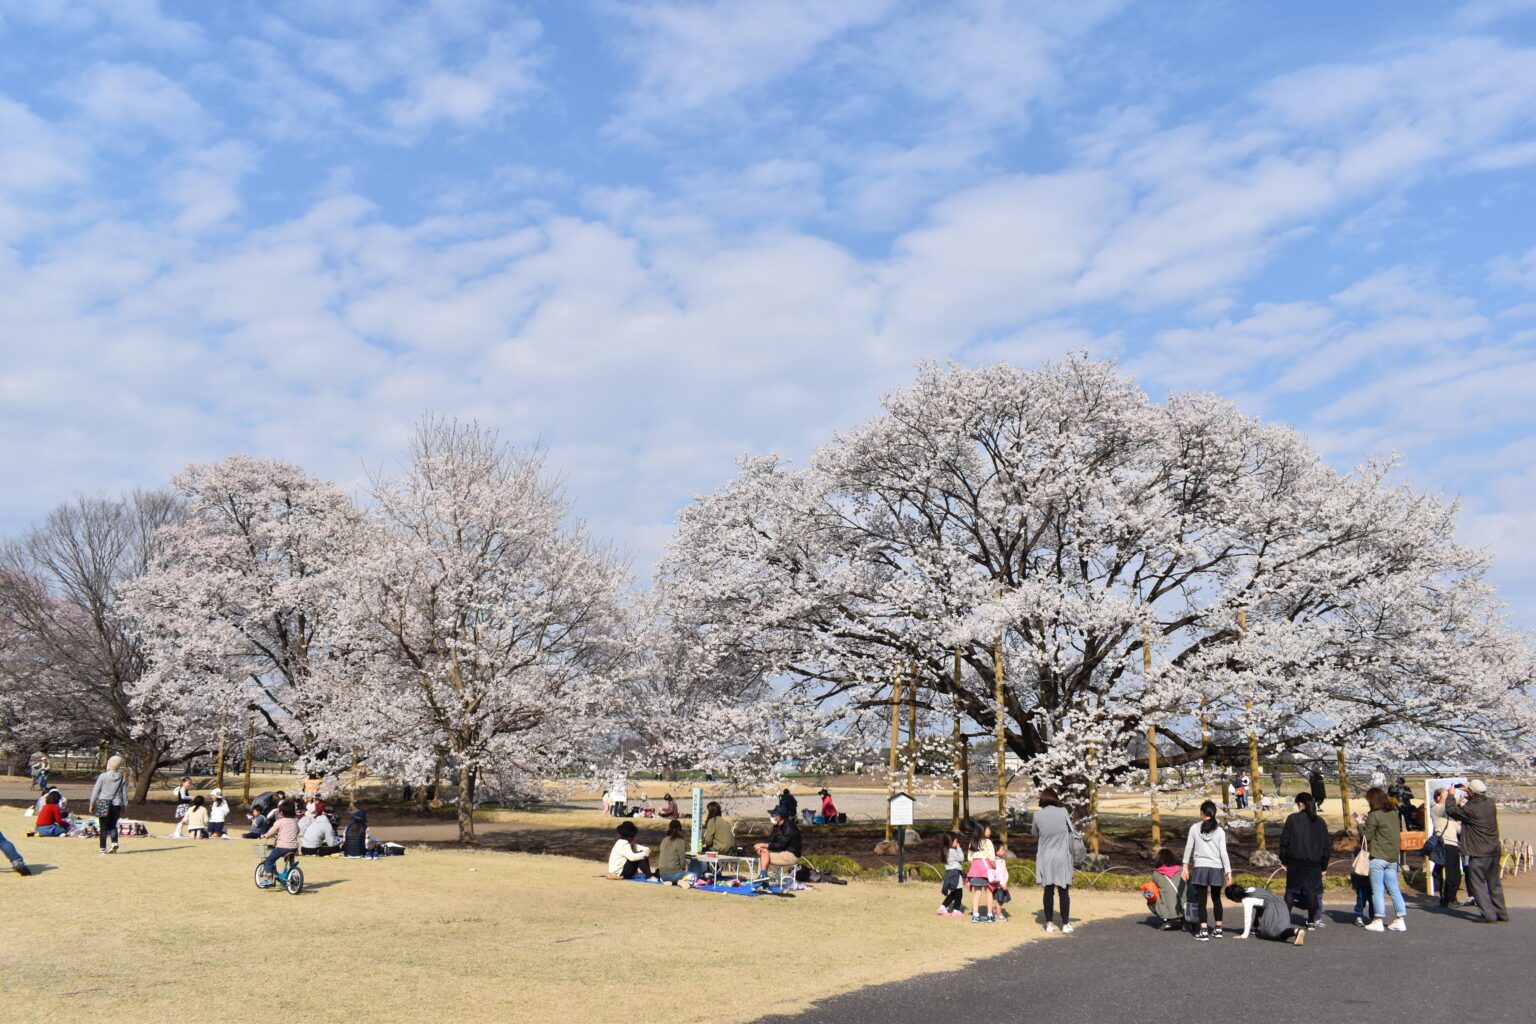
[1031,787,1076,933]
[89,755,130,853]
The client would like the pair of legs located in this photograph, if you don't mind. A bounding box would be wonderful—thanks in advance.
[0,828,28,871]
[618,857,653,880]
[97,806,120,851]
[261,845,297,877]
[1042,884,1071,926]
[1434,850,1462,904]
[1352,881,1375,923]
[1192,884,1223,930]
[969,879,993,918]
[34,824,68,837]
[1464,855,1509,923]
[1368,858,1407,921]
[940,885,966,913]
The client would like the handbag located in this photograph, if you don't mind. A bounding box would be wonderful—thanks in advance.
[1422,832,1445,866]
[1351,846,1371,875]
[92,799,114,817]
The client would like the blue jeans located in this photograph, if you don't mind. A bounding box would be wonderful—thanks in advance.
[1369,858,1406,919]
[1352,880,1374,921]
[35,824,68,837]
[262,846,296,877]
[659,871,686,882]
[0,828,23,865]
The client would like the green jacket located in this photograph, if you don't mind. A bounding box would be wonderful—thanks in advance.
[1359,808,1400,862]
[657,836,689,875]
[701,815,734,853]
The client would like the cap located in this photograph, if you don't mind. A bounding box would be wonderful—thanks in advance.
[1468,779,1488,794]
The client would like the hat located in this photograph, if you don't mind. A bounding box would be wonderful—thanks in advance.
[352,811,367,822]
[1468,779,1488,794]
[616,821,639,837]
[767,807,785,818]
[211,788,222,797]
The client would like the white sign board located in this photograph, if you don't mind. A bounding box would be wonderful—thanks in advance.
[889,792,914,827]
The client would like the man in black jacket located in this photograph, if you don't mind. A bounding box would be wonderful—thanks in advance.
[1444,780,1508,924]
[755,808,803,875]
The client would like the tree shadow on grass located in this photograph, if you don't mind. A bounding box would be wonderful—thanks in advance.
[117,845,198,855]
[301,879,346,890]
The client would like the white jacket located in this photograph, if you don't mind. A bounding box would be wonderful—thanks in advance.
[608,839,649,874]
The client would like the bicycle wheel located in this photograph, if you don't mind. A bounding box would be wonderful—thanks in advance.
[254,862,274,889]
[285,864,304,895]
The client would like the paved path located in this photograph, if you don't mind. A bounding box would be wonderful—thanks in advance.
[758,900,1531,1024]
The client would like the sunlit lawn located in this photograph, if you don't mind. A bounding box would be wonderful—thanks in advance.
[0,834,1124,1024]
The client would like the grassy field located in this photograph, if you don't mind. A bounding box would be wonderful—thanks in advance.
[0,837,1125,1024]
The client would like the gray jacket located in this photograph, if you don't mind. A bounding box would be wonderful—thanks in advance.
[1031,804,1075,887]
[89,770,128,809]
[1182,823,1232,874]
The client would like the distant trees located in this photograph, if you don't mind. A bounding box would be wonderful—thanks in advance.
[0,491,184,800]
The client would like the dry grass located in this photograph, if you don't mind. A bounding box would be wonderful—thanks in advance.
[0,836,1125,1024]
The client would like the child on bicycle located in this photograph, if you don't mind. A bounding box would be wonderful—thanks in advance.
[260,800,301,878]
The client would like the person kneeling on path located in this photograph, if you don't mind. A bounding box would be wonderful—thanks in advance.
[1147,848,1185,930]
[1225,884,1306,945]
[607,821,654,880]
[755,807,801,876]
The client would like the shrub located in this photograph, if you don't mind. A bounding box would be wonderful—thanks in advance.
[800,854,861,878]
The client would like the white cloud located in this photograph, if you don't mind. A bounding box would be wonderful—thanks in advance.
[74,63,207,140]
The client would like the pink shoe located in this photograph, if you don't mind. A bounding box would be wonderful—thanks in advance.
[948,910,965,917]
[936,906,949,916]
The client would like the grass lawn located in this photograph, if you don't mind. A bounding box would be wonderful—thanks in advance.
[0,836,1126,1024]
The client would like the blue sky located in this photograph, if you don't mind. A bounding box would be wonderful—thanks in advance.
[2,0,1535,623]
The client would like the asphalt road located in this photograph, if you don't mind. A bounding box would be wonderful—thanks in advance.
[758,899,1532,1024]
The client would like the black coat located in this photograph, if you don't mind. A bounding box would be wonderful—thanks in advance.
[767,819,803,856]
[1308,772,1326,803]
[1278,811,1330,870]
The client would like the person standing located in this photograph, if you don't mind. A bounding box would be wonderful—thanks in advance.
[30,750,50,793]
[1444,779,1508,924]
[0,828,32,875]
[170,777,193,839]
[1308,768,1327,811]
[208,789,231,838]
[1279,792,1330,929]
[89,755,130,854]
[1181,799,1233,941]
[1032,788,1077,934]
[1430,787,1463,907]
[1355,787,1407,932]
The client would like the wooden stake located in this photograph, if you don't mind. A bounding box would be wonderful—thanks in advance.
[1145,628,1160,848]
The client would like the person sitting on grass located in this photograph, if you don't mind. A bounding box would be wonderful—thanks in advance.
[301,807,339,856]
[754,807,802,877]
[1148,848,1185,930]
[656,819,689,882]
[1224,883,1306,946]
[259,801,301,879]
[342,811,371,858]
[33,787,68,818]
[182,795,210,839]
[30,790,70,837]
[607,821,654,879]
[658,793,680,819]
[242,809,269,840]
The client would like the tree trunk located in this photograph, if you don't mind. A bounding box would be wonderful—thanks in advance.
[129,740,166,803]
[456,762,475,841]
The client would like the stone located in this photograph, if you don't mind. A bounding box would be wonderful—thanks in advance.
[1249,849,1282,868]
[903,828,921,847]
[873,840,899,856]
[1081,853,1111,872]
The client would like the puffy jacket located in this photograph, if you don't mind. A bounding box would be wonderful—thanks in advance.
[1278,811,1330,869]
[1444,794,1500,857]
[767,819,802,856]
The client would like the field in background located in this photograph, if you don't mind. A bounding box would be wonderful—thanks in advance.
[0,837,1121,1024]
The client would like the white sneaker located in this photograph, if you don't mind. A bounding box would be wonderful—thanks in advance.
[1388,919,1407,932]
[1045,922,1058,933]
[1061,923,1074,934]
[1363,919,1385,932]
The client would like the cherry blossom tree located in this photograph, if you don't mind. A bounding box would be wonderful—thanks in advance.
[335,418,630,840]
[660,355,1536,823]
[0,491,185,800]
[121,455,365,777]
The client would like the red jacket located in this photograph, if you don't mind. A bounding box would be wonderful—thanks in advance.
[37,804,67,829]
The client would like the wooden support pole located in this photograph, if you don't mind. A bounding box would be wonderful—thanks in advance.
[241,718,254,803]
[952,651,963,830]
[906,661,917,797]
[994,630,1008,845]
[1145,629,1160,849]
[886,670,903,842]
[1239,610,1266,850]
[215,712,228,790]
[1337,745,1351,822]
